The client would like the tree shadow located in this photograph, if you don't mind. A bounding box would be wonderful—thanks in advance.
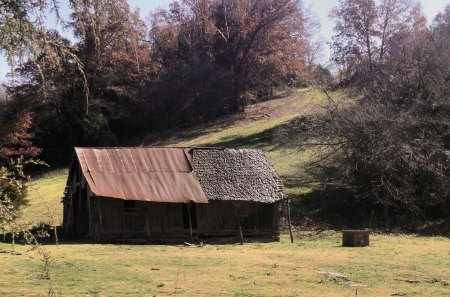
[413,220,450,237]
[200,116,310,151]
[288,186,365,230]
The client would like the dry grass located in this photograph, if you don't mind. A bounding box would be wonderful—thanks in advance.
[0,232,449,296]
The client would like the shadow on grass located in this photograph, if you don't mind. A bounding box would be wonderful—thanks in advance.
[288,186,364,230]
[142,96,292,147]
[200,116,310,151]
[287,186,450,236]
[414,220,450,237]
[142,91,300,147]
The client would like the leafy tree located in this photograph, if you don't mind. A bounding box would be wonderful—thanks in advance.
[0,110,41,159]
[0,84,6,101]
[0,0,88,91]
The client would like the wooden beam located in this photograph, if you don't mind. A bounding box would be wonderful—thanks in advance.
[87,182,92,238]
[187,203,193,242]
[145,209,150,238]
[238,220,244,245]
[98,198,103,241]
[287,198,294,243]
[233,202,244,245]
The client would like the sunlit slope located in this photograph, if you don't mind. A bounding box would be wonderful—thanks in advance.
[24,88,342,224]
[21,170,67,226]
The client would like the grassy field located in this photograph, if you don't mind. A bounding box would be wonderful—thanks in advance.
[5,88,448,296]
[0,233,449,296]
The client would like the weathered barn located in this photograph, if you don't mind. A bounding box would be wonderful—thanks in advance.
[62,147,284,242]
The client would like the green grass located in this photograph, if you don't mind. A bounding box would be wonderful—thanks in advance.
[183,115,297,147]
[291,88,348,110]
[0,232,449,296]
[21,170,68,226]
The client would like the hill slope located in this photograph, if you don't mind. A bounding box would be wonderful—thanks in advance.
[23,88,338,225]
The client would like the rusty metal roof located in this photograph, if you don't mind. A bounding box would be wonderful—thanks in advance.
[74,147,208,203]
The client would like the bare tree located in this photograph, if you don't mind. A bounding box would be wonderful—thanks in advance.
[330,0,423,87]
[298,1,450,228]
[0,84,6,102]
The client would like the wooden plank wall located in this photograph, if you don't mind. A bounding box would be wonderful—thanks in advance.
[196,200,280,235]
[94,199,280,240]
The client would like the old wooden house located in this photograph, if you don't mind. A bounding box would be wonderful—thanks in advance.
[62,147,284,242]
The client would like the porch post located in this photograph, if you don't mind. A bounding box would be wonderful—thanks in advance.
[187,202,193,242]
[287,198,294,243]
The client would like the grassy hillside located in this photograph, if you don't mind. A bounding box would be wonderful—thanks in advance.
[21,170,67,227]
[159,88,345,194]
[22,88,336,225]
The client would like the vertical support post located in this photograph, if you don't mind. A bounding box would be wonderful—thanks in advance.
[87,188,92,239]
[287,198,294,244]
[145,209,150,238]
[187,202,193,242]
[233,202,244,245]
[98,198,103,241]
[238,220,244,245]
[77,185,82,233]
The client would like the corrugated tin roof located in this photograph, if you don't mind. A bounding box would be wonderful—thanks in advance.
[75,147,208,203]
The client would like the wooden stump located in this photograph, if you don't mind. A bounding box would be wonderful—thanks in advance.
[342,230,370,247]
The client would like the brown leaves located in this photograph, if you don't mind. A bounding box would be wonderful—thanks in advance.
[0,111,41,159]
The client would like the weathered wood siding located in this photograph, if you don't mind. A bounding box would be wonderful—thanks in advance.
[196,200,280,236]
[91,199,280,240]
[63,162,89,236]
[63,163,281,241]
[94,198,186,240]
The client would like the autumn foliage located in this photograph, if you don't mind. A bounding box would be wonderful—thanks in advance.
[2,0,317,165]
[0,109,42,220]
[0,111,41,160]
[146,0,313,125]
